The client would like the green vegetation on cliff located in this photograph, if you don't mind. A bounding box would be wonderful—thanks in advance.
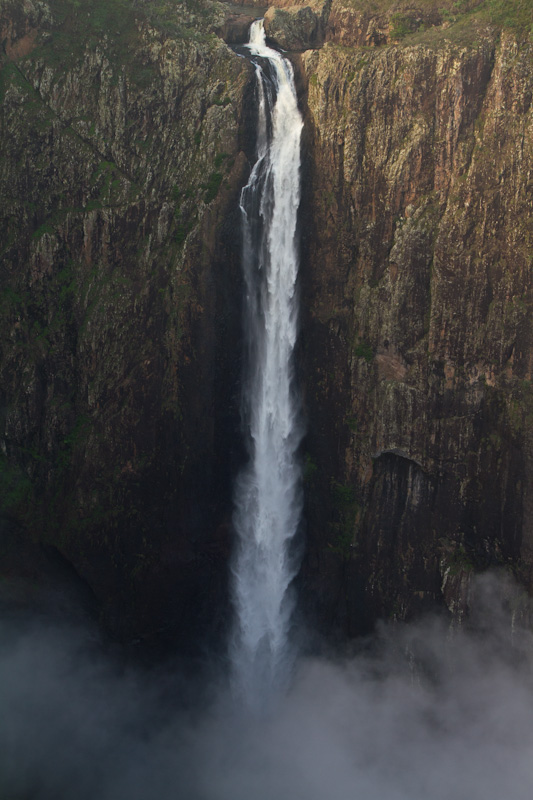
[336,0,533,33]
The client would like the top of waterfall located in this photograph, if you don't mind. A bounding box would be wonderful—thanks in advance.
[249,18,266,47]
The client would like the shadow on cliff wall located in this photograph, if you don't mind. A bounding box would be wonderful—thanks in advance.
[1,572,532,800]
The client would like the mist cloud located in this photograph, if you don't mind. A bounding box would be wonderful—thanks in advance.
[1,572,533,800]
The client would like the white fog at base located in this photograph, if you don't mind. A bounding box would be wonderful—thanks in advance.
[230,20,304,710]
[1,573,533,800]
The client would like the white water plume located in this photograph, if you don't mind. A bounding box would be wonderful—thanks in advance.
[230,20,304,710]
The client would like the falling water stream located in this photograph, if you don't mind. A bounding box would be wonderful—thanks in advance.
[230,20,304,710]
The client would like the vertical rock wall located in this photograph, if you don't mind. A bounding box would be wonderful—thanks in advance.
[0,0,251,645]
[299,22,533,635]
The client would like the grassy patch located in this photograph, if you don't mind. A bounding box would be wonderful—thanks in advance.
[346,414,358,432]
[90,160,125,205]
[211,95,231,107]
[336,0,533,47]
[214,152,229,169]
[0,454,33,513]
[175,223,189,246]
[481,0,533,33]
[32,222,55,239]
[136,0,221,41]
[329,480,360,558]
[354,341,374,362]
[28,0,138,69]
[21,0,212,89]
[410,0,533,45]
[203,171,223,204]
[55,414,91,472]
[390,12,419,40]
[0,286,24,313]
[332,480,357,508]
[448,543,475,574]
[303,452,318,484]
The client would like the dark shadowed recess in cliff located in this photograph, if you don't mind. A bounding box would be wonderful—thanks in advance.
[298,433,526,643]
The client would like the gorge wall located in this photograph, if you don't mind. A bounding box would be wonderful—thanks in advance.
[0,0,253,646]
[299,16,533,636]
[1,0,532,646]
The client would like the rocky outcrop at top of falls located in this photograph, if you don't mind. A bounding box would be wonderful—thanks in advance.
[1,0,532,646]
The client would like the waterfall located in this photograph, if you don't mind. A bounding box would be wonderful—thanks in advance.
[230,20,304,710]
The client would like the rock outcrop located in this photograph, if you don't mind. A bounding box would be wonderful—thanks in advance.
[264,0,328,50]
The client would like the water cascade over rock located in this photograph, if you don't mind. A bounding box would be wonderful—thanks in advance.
[230,20,304,710]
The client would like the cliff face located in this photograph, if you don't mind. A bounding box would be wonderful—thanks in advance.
[298,13,533,634]
[1,0,532,644]
[0,0,251,644]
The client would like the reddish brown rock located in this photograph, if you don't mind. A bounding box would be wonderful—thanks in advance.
[299,25,533,635]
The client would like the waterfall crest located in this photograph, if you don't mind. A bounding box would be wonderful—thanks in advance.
[230,20,304,710]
